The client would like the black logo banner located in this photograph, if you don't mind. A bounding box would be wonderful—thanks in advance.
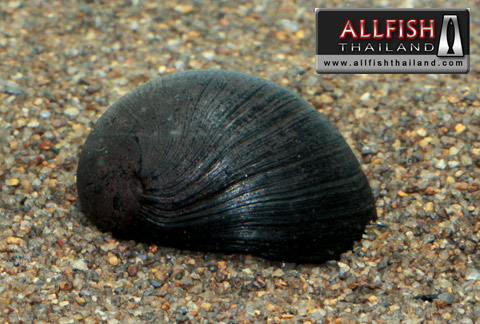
[315,8,470,73]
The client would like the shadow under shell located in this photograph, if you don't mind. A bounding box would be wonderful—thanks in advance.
[76,69,376,263]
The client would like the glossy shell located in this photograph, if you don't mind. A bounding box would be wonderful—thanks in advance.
[76,70,376,263]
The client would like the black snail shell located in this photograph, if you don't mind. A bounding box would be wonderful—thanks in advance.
[77,69,376,263]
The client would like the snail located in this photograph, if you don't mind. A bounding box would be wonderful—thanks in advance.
[76,70,376,263]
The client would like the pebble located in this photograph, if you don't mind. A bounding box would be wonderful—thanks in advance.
[376,262,390,271]
[449,147,459,155]
[464,92,477,101]
[127,263,138,276]
[64,107,79,119]
[71,259,89,271]
[461,155,473,166]
[272,268,285,277]
[202,51,215,60]
[174,4,194,13]
[423,234,436,243]
[201,302,212,311]
[108,255,120,266]
[112,77,129,86]
[174,60,185,71]
[435,159,447,170]
[59,300,70,307]
[438,292,454,305]
[51,119,63,128]
[27,119,40,128]
[454,123,466,134]
[318,93,334,104]
[177,306,189,315]
[100,240,119,252]
[465,269,480,281]
[130,21,138,31]
[6,236,24,245]
[360,92,371,101]
[39,110,51,119]
[75,296,86,305]
[279,19,299,32]
[149,279,163,288]
[448,161,460,168]
[417,128,427,137]
[7,178,20,187]
[175,314,189,323]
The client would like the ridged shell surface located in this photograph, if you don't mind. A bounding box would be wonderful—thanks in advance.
[77,70,376,263]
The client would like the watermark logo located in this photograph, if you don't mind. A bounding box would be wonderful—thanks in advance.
[315,9,470,73]
[437,15,463,57]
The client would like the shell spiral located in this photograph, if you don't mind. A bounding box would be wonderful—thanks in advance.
[77,70,376,263]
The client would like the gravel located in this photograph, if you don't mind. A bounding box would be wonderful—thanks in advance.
[1,0,479,323]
